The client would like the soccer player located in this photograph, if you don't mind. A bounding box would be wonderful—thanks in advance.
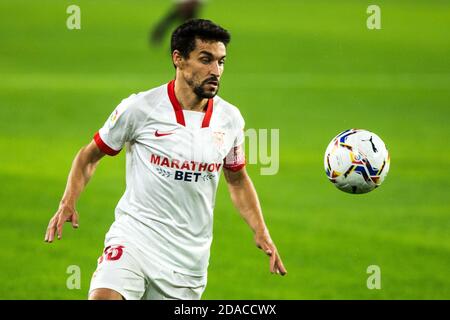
[44,19,287,300]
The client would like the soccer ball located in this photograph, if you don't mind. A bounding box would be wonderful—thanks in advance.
[324,129,390,194]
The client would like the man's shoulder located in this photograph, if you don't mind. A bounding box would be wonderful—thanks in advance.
[122,83,167,107]
[214,95,244,121]
[115,83,168,118]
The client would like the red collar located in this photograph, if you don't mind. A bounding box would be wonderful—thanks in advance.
[167,80,213,128]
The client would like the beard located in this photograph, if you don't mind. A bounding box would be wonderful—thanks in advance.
[190,77,220,99]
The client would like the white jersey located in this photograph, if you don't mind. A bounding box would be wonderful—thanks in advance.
[94,80,245,276]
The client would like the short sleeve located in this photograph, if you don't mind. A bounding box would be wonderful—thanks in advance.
[94,97,138,156]
[234,110,245,147]
[223,110,246,172]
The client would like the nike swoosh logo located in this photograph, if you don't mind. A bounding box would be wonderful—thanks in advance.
[155,130,175,137]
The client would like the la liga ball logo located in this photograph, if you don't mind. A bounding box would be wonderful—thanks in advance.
[110,109,119,124]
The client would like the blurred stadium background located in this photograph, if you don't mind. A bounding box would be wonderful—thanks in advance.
[0,0,449,299]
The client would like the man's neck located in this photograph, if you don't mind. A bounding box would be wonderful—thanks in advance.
[174,78,208,112]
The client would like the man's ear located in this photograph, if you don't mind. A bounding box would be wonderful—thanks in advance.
[172,50,184,69]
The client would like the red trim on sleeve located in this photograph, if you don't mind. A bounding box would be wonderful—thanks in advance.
[223,162,246,172]
[168,80,214,128]
[93,132,121,156]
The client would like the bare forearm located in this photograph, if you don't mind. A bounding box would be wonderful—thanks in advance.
[227,172,267,234]
[45,141,104,243]
[61,144,102,206]
[225,167,287,275]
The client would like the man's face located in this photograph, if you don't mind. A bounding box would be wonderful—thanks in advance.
[177,38,226,99]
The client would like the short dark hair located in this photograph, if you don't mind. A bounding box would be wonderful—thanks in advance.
[171,19,231,58]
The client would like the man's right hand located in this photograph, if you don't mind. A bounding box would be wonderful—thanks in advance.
[44,141,106,243]
[44,141,104,243]
[44,203,79,243]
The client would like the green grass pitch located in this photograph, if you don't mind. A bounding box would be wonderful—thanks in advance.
[0,0,449,299]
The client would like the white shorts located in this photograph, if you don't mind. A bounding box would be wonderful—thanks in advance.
[89,241,207,300]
